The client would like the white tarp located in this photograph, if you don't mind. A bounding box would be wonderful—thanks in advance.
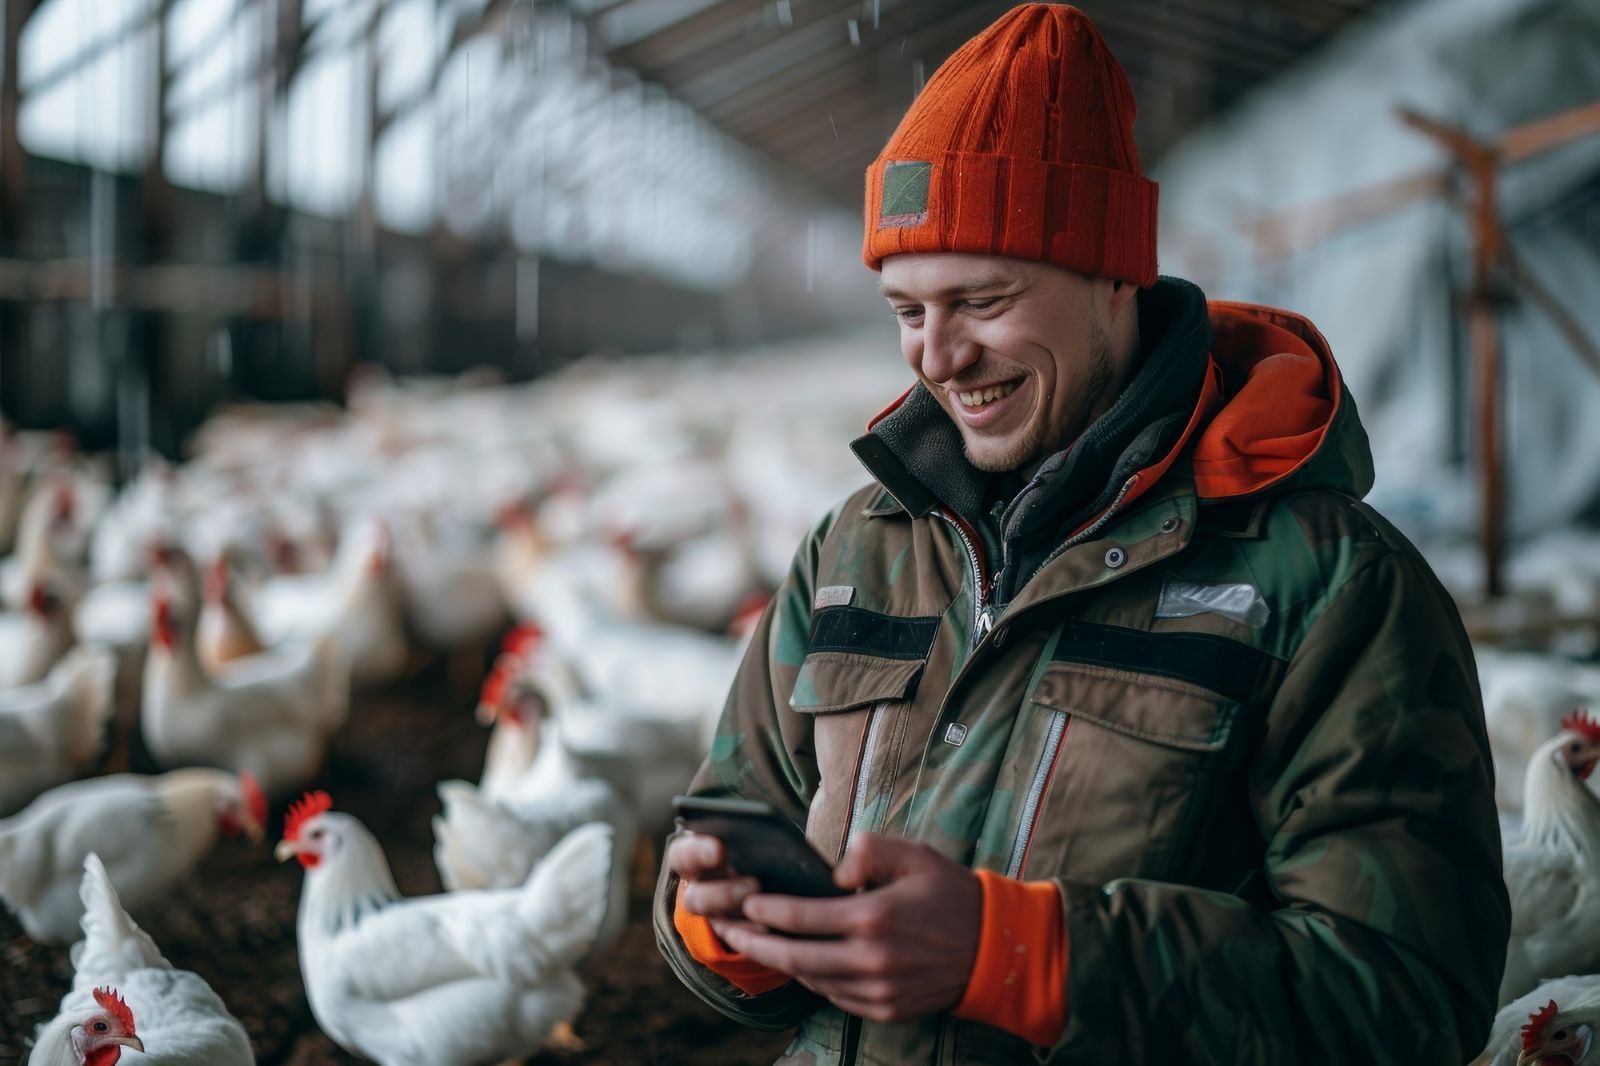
[1155,0,1600,545]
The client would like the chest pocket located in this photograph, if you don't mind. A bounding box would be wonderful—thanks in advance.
[789,606,939,862]
[1012,621,1269,884]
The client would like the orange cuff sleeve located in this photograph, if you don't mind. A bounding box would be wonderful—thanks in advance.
[672,882,792,997]
[952,870,1068,1047]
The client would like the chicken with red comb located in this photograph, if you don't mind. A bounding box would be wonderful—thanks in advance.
[30,854,253,1064]
[1474,975,1600,1065]
[142,546,349,795]
[277,793,615,1065]
[26,985,144,1065]
[0,768,266,943]
[0,577,73,688]
[1516,997,1599,1065]
[1500,711,1600,1005]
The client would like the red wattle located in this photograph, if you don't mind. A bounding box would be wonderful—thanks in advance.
[84,1046,121,1066]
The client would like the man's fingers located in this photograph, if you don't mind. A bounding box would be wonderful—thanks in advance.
[667,832,727,881]
[681,876,760,918]
[833,832,921,890]
[741,891,878,938]
[717,923,875,979]
[708,916,769,942]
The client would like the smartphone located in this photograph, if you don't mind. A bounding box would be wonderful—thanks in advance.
[672,794,847,898]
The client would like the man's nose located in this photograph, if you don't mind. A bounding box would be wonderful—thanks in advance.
[918,312,980,383]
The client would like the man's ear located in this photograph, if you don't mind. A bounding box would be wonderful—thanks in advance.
[1105,277,1140,320]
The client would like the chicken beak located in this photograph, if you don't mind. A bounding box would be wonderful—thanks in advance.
[475,701,499,727]
[116,1035,145,1054]
[245,821,265,845]
[274,840,300,862]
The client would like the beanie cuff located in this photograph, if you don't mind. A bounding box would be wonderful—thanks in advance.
[862,152,1158,287]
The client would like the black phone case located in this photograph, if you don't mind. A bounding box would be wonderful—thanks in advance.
[674,798,846,898]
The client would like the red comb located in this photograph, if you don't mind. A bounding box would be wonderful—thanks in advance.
[1562,709,1600,744]
[479,661,512,713]
[500,624,545,658]
[93,987,136,1035]
[283,791,332,842]
[1523,999,1559,1052]
[239,771,267,831]
[150,596,176,651]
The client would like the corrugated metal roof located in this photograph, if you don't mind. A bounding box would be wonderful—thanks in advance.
[586,0,1406,205]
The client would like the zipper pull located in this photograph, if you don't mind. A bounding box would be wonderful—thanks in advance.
[974,606,995,642]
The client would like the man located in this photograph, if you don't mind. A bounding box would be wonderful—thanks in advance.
[654,5,1509,1062]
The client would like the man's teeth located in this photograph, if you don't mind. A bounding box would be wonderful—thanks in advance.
[956,382,1019,407]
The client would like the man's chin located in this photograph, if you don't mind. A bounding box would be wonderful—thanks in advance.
[961,434,1038,474]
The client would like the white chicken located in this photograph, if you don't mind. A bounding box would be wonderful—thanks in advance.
[0,768,265,943]
[1501,711,1600,1005]
[0,581,75,689]
[433,638,636,948]
[1478,647,1600,814]
[1475,977,1600,1065]
[34,853,255,1064]
[2,479,84,609]
[0,646,117,816]
[252,515,409,685]
[26,985,145,1066]
[73,580,155,651]
[277,792,613,1066]
[494,628,710,841]
[391,510,507,652]
[141,584,348,795]
[196,552,266,671]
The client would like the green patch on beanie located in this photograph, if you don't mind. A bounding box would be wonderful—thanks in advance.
[880,161,931,227]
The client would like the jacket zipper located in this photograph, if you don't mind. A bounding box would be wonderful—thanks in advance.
[931,508,993,642]
[1006,710,1069,878]
[1019,474,1140,592]
[841,700,889,856]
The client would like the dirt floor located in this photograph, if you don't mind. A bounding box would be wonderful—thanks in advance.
[0,652,791,1066]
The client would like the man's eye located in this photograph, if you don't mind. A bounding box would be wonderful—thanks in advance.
[962,298,999,310]
[891,307,923,322]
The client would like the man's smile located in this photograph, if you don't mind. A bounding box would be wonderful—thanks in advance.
[947,376,1030,430]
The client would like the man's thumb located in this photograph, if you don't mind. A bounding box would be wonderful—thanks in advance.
[834,832,916,890]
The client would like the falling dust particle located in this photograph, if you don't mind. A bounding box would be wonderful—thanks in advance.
[806,220,817,294]
[873,0,880,29]
[848,17,860,46]
[828,113,839,141]
[912,58,925,96]
[899,37,906,54]
[776,0,792,26]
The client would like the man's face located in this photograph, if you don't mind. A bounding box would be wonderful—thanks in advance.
[880,253,1118,474]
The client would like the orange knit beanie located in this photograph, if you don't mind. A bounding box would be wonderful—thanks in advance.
[863,4,1158,286]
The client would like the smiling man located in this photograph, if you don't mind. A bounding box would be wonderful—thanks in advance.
[655,5,1509,1063]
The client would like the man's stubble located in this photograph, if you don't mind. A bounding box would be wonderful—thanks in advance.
[962,320,1115,475]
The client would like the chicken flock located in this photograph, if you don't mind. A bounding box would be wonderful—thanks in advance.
[5,337,1600,1064]
[1,340,906,1065]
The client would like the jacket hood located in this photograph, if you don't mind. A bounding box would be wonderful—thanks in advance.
[1195,301,1373,502]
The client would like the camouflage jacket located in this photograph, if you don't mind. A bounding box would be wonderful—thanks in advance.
[654,277,1509,1064]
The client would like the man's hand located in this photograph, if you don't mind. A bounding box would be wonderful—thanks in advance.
[667,831,763,922]
[709,833,982,1024]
